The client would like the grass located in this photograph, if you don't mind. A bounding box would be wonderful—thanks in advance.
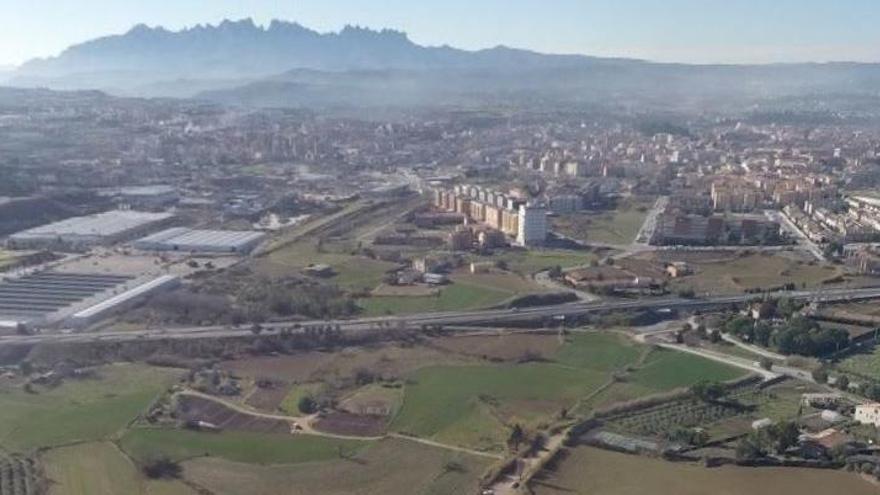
[339,383,404,416]
[358,280,512,316]
[258,239,398,292]
[391,363,609,451]
[120,428,369,465]
[0,363,181,452]
[181,437,491,495]
[278,383,324,415]
[659,251,841,294]
[554,332,643,371]
[483,249,601,276]
[42,442,195,495]
[836,346,880,378]
[552,197,655,245]
[531,445,878,495]
[628,349,747,390]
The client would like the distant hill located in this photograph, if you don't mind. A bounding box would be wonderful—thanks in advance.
[13,19,628,94]
[10,18,880,111]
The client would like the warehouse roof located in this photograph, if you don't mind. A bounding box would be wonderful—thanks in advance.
[134,227,266,250]
[10,211,174,240]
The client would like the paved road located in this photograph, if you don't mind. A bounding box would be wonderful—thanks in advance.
[767,209,826,261]
[634,195,668,246]
[4,286,880,347]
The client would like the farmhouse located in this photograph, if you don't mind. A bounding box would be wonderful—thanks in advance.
[855,403,880,427]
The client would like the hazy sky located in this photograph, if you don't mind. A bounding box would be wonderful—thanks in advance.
[1,0,879,67]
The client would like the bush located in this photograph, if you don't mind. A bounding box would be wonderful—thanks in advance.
[298,396,318,414]
[142,457,182,479]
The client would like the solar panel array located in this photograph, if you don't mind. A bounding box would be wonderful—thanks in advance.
[0,272,133,321]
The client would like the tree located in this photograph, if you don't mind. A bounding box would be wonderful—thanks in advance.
[735,433,765,460]
[691,381,725,402]
[759,358,774,371]
[836,375,850,391]
[507,424,525,451]
[298,396,318,414]
[142,457,182,479]
[677,288,696,299]
[766,421,800,454]
[18,360,33,376]
[812,367,829,384]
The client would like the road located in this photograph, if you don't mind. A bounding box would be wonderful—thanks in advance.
[766,209,825,261]
[634,195,668,246]
[4,286,880,347]
[179,390,502,458]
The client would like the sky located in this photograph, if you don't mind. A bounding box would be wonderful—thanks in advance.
[1,0,879,67]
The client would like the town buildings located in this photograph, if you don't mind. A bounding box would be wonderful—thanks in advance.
[433,185,548,247]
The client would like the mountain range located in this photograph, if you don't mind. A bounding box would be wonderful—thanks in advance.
[10,19,880,112]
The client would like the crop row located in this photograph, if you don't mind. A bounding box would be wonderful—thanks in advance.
[0,454,39,495]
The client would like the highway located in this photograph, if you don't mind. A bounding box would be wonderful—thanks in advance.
[3,285,880,347]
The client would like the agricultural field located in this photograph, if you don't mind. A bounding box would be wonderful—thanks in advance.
[278,383,325,415]
[119,428,368,465]
[576,346,748,413]
[0,363,181,452]
[0,450,41,495]
[391,363,609,451]
[429,333,564,361]
[628,349,746,390]
[390,332,659,452]
[531,446,878,495]
[552,197,655,246]
[480,248,602,276]
[358,279,513,316]
[256,239,398,292]
[41,442,194,495]
[180,438,491,495]
[643,250,842,294]
[836,345,880,379]
[222,341,476,386]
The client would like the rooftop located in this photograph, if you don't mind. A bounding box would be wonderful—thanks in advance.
[10,210,174,240]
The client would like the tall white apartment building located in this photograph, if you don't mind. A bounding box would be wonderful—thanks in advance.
[517,203,548,247]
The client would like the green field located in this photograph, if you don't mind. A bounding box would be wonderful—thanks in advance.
[388,331,746,451]
[258,240,398,292]
[181,438,490,495]
[392,363,609,451]
[482,249,601,276]
[0,364,181,452]
[391,332,644,451]
[120,428,368,465]
[278,383,325,415]
[628,348,747,390]
[359,280,512,316]
[531,445,877,495]
[835,344,880,378]
[42,442,194,495]
[555,332,643,371]
[552,197,655,246]
[660,252,842,294]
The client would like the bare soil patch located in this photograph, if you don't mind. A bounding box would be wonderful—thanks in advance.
[313,411,387,437]
[429,333,563,362]
[177,395,292,434]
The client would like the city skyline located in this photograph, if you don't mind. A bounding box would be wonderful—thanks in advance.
[1,0,879,67]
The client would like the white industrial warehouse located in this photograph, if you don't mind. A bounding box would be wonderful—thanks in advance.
[133,227,267,254]
[6,210,174,251]
[0,271,179,331]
